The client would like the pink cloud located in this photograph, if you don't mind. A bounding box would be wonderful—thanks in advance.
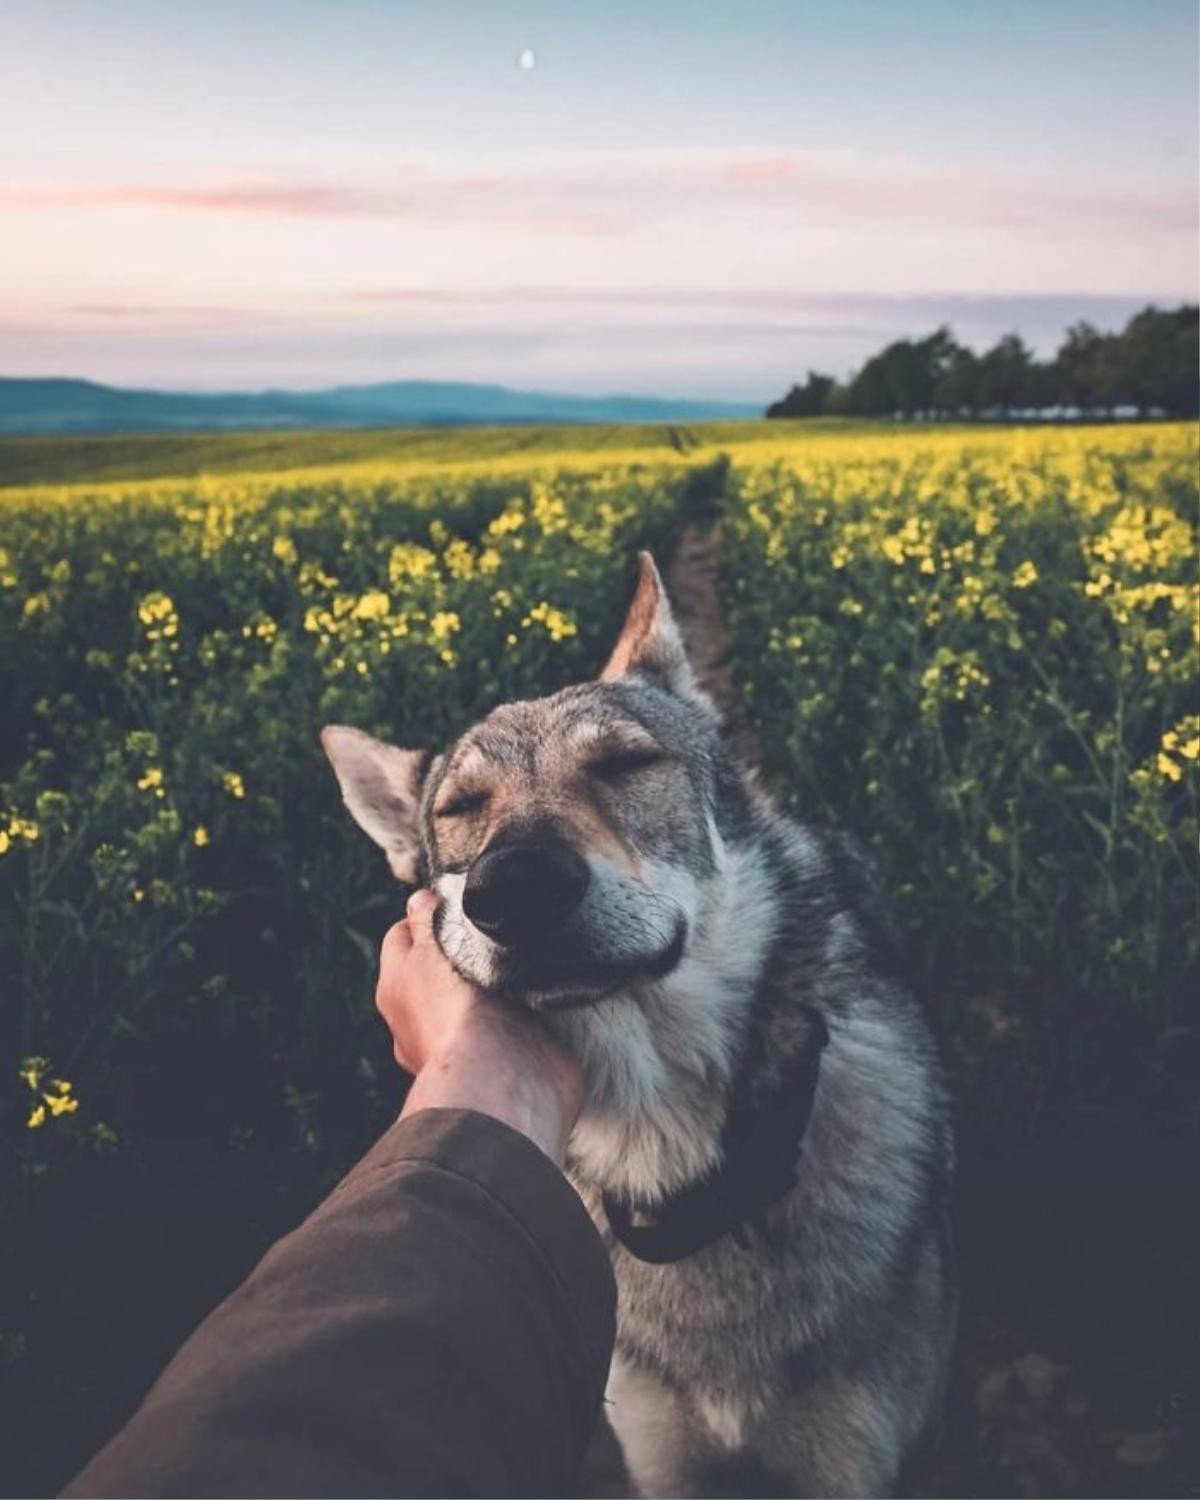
[3,150,1194,318]
[710,152,1196,236]
[3,152,1193,248]
[0,178,615,236]
[7,182,416,217]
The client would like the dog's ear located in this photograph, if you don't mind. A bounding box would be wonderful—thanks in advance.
[321,725,428,883]
[600,551,700,698]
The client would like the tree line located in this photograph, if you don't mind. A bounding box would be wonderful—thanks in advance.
[765,303,1198,421]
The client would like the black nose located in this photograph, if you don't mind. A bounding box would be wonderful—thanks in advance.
[462,839,590,946]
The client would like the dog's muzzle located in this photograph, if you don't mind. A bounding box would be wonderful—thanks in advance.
[462,836,590,948]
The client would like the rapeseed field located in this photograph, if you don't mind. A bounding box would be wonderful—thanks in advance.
[722,422,1197,1117]
[1,421,1195,1161]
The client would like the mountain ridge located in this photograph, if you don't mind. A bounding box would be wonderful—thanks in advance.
[0,377,759,435]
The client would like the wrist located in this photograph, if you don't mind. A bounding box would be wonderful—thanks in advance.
[400,1011,582,1166]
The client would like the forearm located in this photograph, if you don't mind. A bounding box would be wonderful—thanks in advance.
[63,1110,615,1499]
[400,1015,579,1167]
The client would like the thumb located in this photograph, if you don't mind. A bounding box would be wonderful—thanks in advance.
[405,887,440,945]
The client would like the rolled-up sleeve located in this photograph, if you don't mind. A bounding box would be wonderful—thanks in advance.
[63,1109,616,1498]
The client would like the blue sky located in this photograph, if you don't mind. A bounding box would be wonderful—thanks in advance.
[1,0,1196,397]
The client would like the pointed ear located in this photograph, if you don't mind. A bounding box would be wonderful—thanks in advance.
[600,551,699,697]
[321,725,428,883]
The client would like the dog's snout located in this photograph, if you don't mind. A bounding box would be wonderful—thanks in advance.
[462,839,589,945]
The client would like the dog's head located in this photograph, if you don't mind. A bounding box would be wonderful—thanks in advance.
[322,553,745,1012]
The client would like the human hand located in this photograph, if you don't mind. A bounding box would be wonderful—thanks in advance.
[375,889,481,1075]
[379,890,585,1165]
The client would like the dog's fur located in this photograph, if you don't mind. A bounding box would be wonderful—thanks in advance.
[323,554,957,1498]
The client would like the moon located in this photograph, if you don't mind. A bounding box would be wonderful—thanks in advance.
[516,48,536,71]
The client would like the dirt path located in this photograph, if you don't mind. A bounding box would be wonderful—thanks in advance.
[577,523,750,1500]
[663,521,761,769]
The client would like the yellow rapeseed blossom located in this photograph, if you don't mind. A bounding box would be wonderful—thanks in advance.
[138,591,177,629]
[352,591,390,622]
[524,602,577,641]
[222,771,246,799]
[1157,753,1183,783]
[388,543,438,586]
[19,1059,45,1091]
[19,1061,78,1128]
[194,826,210,847]
[45,1078,79,1117]
[429,611,461,642]
[487,507,525,538]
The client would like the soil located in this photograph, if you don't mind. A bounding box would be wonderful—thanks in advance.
[2,524,1196,1498]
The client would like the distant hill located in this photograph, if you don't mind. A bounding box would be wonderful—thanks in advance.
[0,377,758,435]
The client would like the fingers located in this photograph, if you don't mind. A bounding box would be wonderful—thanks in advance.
[405,887,439,945]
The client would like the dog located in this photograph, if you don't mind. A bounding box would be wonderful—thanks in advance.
[322,552,957,1498]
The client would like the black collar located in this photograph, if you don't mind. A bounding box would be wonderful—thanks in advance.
[602,1007,829,1264]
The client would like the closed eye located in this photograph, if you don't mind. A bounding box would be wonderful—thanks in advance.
[589,746,667,780]
[435,791,489,819]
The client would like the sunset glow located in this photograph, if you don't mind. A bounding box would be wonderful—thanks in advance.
[1,0,1195,397]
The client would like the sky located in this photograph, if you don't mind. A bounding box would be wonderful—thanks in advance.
[1,0,1196,400]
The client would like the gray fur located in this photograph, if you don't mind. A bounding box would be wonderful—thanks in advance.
[323,553,957,1498]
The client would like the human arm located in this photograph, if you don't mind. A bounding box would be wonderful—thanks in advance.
[63,896,612,1499]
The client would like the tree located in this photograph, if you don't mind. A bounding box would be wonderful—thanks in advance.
[842,327,958,417]
[763,304,1197,421]
[933,346,982,416]
[976,334,1035,415]
[765,371,837,418]
[1053,322,1120,413]
[1117,304,1199,417]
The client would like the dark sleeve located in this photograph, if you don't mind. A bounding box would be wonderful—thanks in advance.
[63,1108,616,1499]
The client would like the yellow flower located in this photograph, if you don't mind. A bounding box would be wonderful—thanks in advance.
[525,602,577,641]
[222,771,245,799]
[138,591,177,626]
[444,539,475,579]
[387,543,438,585]
[27,1104,46,1129]
[1012,561,1039,589]
[0,830,9,856]
[194,826,210,847]
[19,1058,45,1091]
[137,767,164,792]
[487,507,525,538]
[1157,753,1182,783]
[352,591,390,622]
[430,611,461,642]
[45,1092,79,1117]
